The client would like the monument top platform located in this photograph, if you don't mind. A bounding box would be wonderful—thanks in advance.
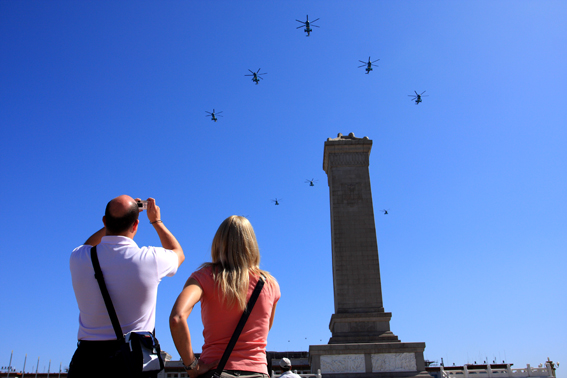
[323,133,373,172]
[326,132,370,142]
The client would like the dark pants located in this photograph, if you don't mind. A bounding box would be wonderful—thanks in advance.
[68,340,157,378]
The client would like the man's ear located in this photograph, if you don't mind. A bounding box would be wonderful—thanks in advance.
[132,218,140,232]
[102,216,107,227]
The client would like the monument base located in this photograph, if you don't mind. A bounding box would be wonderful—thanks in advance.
[329,312,400,344]
[309,342,430,378]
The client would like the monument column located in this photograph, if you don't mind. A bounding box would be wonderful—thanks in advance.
[309,133,429,378]
[323,133,397,344]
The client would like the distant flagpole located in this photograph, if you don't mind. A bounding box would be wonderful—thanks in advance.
[35,357,39,378]
[22,354,27,378]
[47,360,51,378]
[7,350,13,378]
[58,362,61,378]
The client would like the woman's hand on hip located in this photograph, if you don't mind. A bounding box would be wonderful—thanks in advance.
[188,359,219,378]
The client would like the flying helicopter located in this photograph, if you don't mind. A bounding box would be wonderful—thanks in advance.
[205,109,223,122]
[305,178,319,186]
[358,57,380,74]
[382,209,389,215]
[296,15,319,36]
[409,91,428,105]
[272,198,281,206]
[245,69,267,85]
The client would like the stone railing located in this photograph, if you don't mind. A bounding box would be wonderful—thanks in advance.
[441,364,554,378]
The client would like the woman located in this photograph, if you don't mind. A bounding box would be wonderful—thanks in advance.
[170,216,280,378]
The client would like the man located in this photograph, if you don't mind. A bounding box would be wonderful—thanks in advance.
[279,358,302,378]
[68,195,184,378]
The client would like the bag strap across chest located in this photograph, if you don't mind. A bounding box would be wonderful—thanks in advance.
[214,275,265,375]
[90,245,126,342]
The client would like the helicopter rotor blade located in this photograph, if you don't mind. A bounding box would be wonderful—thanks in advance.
[313,25,320,28]
[256,68,261,73]
[358,65,366,68]
[296,25,304,29]
[296,20,305,23]
[311,18,320,22]
[216,111,223,114]
[414,91,419,95]
[421,91,427,95]
[372,59,380,63]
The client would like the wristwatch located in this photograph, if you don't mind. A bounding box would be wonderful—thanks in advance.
[184,358,199,371]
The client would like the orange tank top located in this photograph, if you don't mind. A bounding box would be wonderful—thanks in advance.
[190,266,281,374]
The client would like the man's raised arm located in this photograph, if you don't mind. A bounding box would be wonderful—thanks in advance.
[146,197,185,267]
[84,227,106,246]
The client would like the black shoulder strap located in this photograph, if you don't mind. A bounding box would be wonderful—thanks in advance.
[214,275,265,374]
[90,245,125,342]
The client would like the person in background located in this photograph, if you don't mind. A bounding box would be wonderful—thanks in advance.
[278,358,301,378]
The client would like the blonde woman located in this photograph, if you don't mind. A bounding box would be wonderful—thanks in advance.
[170,216,280,378]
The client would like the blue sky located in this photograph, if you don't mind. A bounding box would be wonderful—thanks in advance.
[1,1,566,376]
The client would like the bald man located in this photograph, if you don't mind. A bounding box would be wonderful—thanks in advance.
[68,196,185,378]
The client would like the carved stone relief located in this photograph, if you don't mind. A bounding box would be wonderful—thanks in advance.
[320,354,366,374]
[329,152,369,168]
[371,353,417,372]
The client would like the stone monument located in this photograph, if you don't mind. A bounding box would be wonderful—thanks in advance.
[309,133,430,378]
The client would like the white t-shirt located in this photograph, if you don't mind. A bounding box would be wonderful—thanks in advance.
[280,371,302,378]
[70,235,178,340]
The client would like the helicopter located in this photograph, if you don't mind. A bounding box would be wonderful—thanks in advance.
[296,15,320,36]
[272,198,281,206]
[205,109,223,122]
[409,91,428,105]
[358,57,380,74]
[382,209,390,215]
[305,178,319,186]
[245,69,267,85]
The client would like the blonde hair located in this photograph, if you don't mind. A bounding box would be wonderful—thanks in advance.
[202,215,275,311]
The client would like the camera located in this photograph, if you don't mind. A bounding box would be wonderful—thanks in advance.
[137,200,148,210]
